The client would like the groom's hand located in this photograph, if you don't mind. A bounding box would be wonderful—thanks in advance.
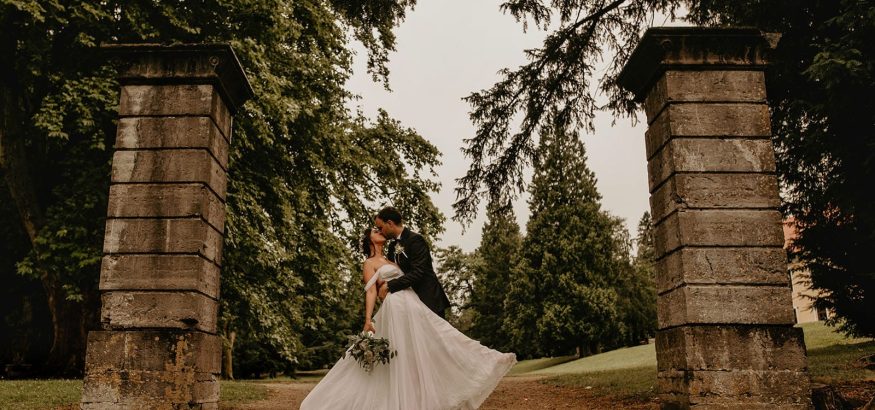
[378,283,389,300]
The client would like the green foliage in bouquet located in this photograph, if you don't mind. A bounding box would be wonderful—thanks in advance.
[344,332,398,373]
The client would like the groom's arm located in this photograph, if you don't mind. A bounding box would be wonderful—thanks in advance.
[387,235,430,293]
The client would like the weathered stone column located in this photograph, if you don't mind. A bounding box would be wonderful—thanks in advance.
[81,44,253,409]
[618,27,811,409]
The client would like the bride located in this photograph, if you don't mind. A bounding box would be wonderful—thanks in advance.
[300,226,516,410]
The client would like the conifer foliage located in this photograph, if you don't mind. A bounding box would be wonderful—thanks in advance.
[503,127,625,358]
[467,202,523,352]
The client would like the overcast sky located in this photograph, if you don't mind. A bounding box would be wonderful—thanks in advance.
[346,0,651,252]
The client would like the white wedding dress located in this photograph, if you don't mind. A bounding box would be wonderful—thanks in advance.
[300,264,516,410]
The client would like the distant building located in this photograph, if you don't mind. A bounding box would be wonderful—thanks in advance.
[783,219,832,324]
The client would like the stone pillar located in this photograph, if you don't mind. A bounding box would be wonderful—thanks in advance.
[81,44,253,409]
[617,28,812,409]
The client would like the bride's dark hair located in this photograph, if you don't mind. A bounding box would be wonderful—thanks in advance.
[360,228,375,258]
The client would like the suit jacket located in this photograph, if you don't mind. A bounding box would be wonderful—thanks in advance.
[386,228,451,318]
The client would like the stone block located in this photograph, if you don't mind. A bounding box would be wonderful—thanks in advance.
[116,117,229,168]
[99,254,220,299]
[648,138,777,191]
[656,326,807,371]
[84,330,221,374]
[119,84,232,139]
[645,103,771,160]
[81,330,220,408]
[650,173,780,223]
[616,27,775,102]
[658,368,812,407]
[107,184,225,232]
[111,150,227,200]
[653,209,784,257]
[657,285,795,328]
[192,372,220,403]
[81,370,218,407]
[101,291,218,333]
[655,247,789,295]
[643,71,767,122]
[103,218,223,265]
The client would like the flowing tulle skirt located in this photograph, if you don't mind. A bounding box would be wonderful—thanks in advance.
[300,289,516,410]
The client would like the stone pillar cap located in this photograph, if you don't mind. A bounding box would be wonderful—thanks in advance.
[102,43,255,114]
[617,27,779,101]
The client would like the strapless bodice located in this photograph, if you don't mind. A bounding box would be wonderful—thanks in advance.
[377,264,402,276]
[364,263,404,291]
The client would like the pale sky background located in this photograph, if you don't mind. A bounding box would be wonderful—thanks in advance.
[346,1,652,252]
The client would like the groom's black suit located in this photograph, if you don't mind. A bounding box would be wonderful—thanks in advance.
[386,228,451,319]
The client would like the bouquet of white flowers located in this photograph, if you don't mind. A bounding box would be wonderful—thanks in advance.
[344,331,397,373]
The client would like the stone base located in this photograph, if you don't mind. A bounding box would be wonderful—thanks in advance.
[81,331,220,409]
[659,368,812,409]
[657,325,808,371]
[656,325,812,409]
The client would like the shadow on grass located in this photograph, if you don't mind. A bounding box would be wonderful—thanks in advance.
[807,340,875,384]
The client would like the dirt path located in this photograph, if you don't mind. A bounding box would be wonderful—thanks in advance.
[225,380,317,409]
[222,376,656,409]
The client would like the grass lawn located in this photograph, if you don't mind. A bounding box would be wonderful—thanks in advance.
[803,323,875,385]
[509,321,875,400]
[220,381,270,404]
[0,379,269,410]
[0,379,81,410]
[506,355,577,375]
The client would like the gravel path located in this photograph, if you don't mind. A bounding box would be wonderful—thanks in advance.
[222,376,657,409]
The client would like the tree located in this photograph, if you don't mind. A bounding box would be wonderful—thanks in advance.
[435,246,477,332]
[634,211,657,280]
[1,0,441,376]
[615,212,657,345]
[455,0,875,338]
[467,201,522,351]
[504,125,623,358]
[0,180,52,370]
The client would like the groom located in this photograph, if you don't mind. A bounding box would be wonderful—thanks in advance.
[375,206,451,319]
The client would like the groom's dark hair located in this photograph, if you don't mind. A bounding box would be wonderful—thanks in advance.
[377,206,403,224]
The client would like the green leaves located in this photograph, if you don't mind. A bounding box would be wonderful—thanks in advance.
[2,0,436,374]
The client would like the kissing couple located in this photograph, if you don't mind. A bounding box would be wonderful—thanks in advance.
[301,207,516,409]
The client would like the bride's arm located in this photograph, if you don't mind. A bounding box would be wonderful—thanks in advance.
[363,262,377,333]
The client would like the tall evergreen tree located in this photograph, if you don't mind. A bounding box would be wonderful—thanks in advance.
[634,211,656,279]
[468,201,522,351]
[504,124,622,358]
[614,212,657,346]
[435,246,477,332]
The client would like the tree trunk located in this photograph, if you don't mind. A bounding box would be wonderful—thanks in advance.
[41,275,88,377]
[222,327,236,380]
[0,84,42,243]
